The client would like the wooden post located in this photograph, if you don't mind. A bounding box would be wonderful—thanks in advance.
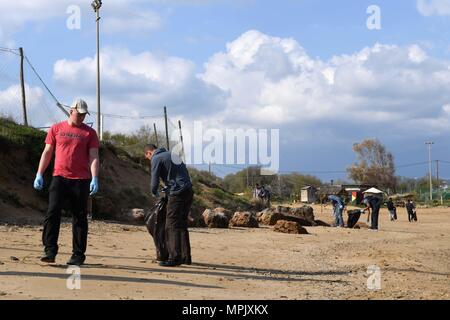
[153,123,159,146]
[19,47,28,127]
[178,120,185,162]
[164,106,170,151]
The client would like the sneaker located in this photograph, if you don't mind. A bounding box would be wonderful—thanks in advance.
[40,254,56,263]
[158,260,182,267]
[67,255,85,266]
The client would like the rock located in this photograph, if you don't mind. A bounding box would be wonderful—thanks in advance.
[213,207,233,220]
[273,220,308,234]
[289,206,315,222]
[259,211,284,226]
[229,212,259,228]
[202,209,230,228]
[279,213,316,226]
[10,256,19,261]
[119,208,145,223]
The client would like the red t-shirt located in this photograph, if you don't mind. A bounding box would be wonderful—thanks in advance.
[45,121,99,179]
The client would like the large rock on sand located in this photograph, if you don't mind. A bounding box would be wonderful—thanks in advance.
[274,220,308,234]
[259,210,284,226]
[202,208,230,228]
[229,212,259,228]
[290,206,315,222]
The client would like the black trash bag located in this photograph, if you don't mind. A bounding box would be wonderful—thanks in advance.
[347,209,363,228]
[144,196,169,261]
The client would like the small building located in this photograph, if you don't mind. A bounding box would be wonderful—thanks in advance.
[342,184,375,205]
[300,186,318,203]
[316,185,347,203]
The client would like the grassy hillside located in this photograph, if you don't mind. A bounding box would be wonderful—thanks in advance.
[0,118,252,225]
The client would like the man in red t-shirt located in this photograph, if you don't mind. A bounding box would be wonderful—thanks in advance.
[33,99,100,266]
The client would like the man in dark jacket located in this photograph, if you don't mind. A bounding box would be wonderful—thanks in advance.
[406,200,417,222]
[144,144,193,267]
[386,198,397,221]
[363,195,382,231]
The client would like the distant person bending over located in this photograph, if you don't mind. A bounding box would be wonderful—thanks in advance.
[328,195,345,228]
[33,99,99,266]
[144,144,194,267]
[363,196,382,231]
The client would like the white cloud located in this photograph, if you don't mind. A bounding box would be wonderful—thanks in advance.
[417,0,450,16]
[0,0,162,44]
[48,30,450,145]
[52,47,227,133]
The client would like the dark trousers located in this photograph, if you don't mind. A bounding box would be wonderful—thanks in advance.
[371,208,380,230]
[165,187,194,262]
[42,176,90,258]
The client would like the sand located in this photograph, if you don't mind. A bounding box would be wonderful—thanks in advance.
[0,205,449,300]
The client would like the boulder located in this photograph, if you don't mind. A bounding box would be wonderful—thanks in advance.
[259,211,284,226]
[202,209,229,228]
[229,211,259,228]
[118,208,145,223]
[279,213,317,226]
[273,220,308,234]
[213,207,233,219]
[289,206,315,222]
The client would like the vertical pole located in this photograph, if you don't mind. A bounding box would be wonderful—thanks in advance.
[436,160,443,205]
[427,143,433,201]
[153,123,159,146]
[100,114,104,141]
[19,47,28,127]
[96,9,101,140]
[208,162,211,175]
[246,167,249,187]
[164,106,170,151]
[178,120,185,162]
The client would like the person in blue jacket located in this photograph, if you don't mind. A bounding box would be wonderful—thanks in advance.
[328,195,345,227]
[144,144,193,267]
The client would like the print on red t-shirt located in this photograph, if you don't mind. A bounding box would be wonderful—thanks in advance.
[45,121,99,179]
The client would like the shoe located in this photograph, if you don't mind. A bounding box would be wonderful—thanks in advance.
[40,254,56,263]
[67,255,85,266]
[159,260,182,267]
[182,259,192,265]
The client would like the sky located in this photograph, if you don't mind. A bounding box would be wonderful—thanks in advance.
[0,0,450,181]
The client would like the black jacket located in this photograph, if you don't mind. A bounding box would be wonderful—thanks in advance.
[150,148,192,196]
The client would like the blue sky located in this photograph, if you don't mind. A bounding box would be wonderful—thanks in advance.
[1,0,450,181]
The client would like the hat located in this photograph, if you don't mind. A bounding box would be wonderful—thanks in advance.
[71,99,90,115]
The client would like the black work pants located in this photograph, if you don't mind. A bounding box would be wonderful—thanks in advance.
[42,176,90,258]
[165,187,194,263]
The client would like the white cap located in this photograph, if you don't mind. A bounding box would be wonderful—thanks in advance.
[70,99,90,115]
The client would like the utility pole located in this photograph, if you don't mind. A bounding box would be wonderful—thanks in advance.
[91,0,102,139]
[436,160,443,205]
[178,120,185,162]
[153,123,159,146]
[246,167,249,187]
[164,106,170,151]
[426,142,434,201]
[19,47,28,127]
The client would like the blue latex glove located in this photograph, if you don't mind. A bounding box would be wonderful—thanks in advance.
[90,177,99,196]
[33,173,44,190]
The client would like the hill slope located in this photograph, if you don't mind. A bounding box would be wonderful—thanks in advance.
[0,118,252,226]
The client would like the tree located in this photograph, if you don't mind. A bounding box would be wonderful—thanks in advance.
[347,139,396,191]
